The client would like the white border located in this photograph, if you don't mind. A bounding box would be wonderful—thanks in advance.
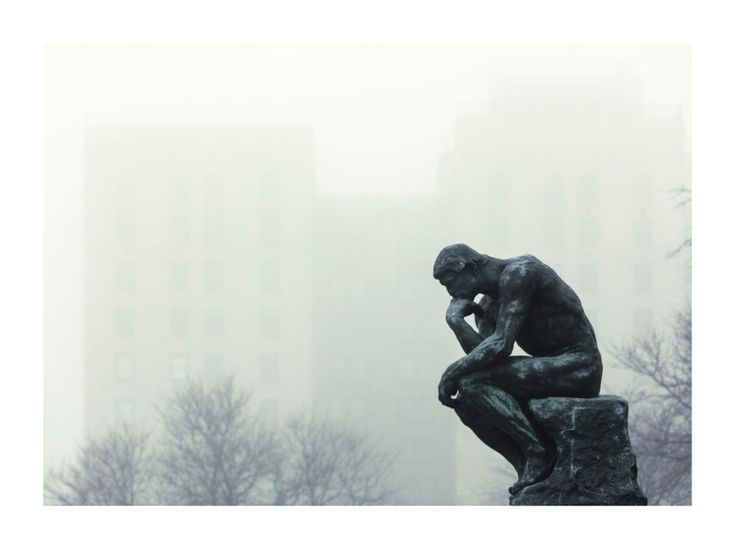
[3,1,734,548]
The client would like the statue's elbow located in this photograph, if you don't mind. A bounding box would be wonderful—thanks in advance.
[498,339,514,357]
[498,347,513,359]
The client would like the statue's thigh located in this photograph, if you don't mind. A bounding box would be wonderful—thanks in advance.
[486,355,594,399]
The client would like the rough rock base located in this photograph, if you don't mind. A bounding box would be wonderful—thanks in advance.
[510,395,647,506]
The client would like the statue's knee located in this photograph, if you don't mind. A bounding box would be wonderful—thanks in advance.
[457,375,479,396]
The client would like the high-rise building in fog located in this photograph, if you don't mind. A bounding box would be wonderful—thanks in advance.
[83,126,460,504]
[83,126,316,434]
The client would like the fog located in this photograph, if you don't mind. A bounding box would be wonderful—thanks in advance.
[44,44,690,504]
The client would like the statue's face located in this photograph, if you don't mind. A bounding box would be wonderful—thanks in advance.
[438,267,479,299]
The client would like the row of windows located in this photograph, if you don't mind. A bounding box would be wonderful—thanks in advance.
[115,174,284,213]
[117,262,654,298]
[113,209,284,245]
[114,352,281,383]
[580,309,654,336]
[574,264,654,294]
[115,262,280,292]
[167,173,284,205]
[113,396,281,424]
[541,215,653,248]
[113,308,280,338]
[491,175,656,207]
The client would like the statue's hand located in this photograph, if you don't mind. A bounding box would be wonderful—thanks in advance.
[438,372,459,408]
[445,298,479,322]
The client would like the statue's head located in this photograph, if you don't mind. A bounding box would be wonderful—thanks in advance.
[433,243,488,298]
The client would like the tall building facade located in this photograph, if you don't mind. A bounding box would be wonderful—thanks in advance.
[83,127,460,504]
[83,126,316,434]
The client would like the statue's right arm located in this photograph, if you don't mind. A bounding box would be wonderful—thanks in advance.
[447,312,484,355]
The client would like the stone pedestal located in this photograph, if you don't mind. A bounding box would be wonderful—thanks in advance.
[510,395,647,506]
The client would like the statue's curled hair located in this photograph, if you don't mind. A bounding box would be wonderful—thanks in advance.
[433,243,488,279]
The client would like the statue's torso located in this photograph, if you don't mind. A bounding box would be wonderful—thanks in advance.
[476,257,599,357]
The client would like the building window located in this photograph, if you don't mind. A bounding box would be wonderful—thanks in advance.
[203,309,224,337]
[260,262,279,292]
[329,282,356,301]
[259,354,280,382]
[203,175,224,213]
[258,398,279,424]
[115,262,135,292]
[170,263,189,292]
[115,354,134,382]
[204,353,225,378]
[258,212,281,246]
[113,174,136,209]
[632,210,654,249]
[169,174,192,210]
[578,220,599,248]
[258,171,282,205]
[576,174,600,248]
[543,175,565,208]
[170,354,189,383]
[115,399,135,423]
[577,174,599,201]
[203,214,224,246]
[351,399,368,422]
[543,217,564,248]
[490,216,510,245]
[330,399,346,419]
[259,309,279,338]
[203,262,225,292]
[170,308,190,337]
[543,175,566,248]
[632,175,655,207]
[170,212,191,244]
[115,308,135,339]
[114,208,135,243]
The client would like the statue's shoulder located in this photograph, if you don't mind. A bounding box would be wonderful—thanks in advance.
[499,256,553,294]
[504,254,545,276]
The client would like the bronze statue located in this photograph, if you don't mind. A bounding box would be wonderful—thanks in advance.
[434,244,603,493]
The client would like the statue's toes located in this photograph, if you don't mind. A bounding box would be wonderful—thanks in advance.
[508,480,524,495]
[508,475,536,495]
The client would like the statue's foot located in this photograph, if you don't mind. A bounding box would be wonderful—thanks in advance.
[508,451,552,495]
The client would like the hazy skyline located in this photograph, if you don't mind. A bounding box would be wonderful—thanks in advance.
[45,44,690,503]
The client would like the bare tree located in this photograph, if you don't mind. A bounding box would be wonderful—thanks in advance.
[611,307,691,505]
[46,376,399,505]
[666,186,692,260]
[156,376,280,505]
[44,423,155,505]
[274,415,398,505]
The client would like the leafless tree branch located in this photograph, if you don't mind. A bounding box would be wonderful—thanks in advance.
[156,375,280,505]
[44,423,155,505]
[611,306,691,505]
